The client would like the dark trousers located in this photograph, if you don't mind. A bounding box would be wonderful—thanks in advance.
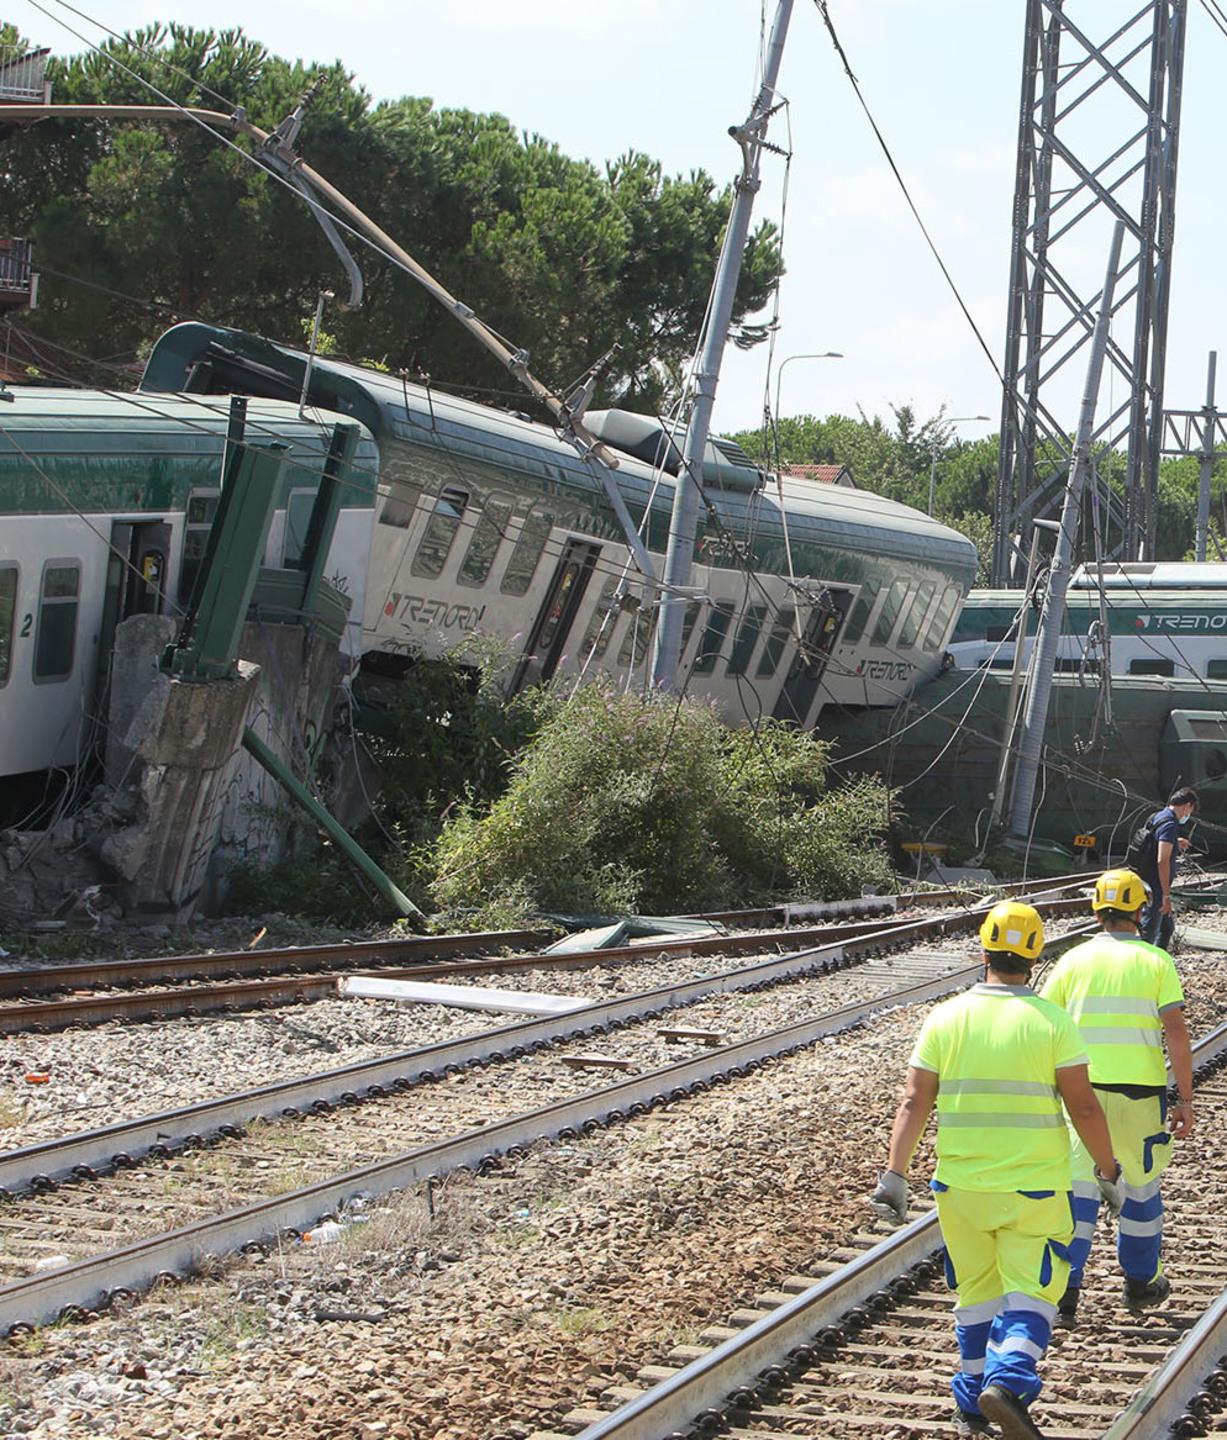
[1140,894,1174,952]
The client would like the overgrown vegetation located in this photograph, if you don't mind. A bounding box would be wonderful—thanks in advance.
[428,679,895,927]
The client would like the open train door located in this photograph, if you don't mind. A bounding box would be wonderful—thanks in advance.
[95,519,171,707]
[772,587,852,725]
[512,538,602,690]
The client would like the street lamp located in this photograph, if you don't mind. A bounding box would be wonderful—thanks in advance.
[772,351,843,474]
[928,414,992,516]
[773,351,844,429]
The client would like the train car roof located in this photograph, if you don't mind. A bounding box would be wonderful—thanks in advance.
[0,386,379,499]
[141,322,978,577]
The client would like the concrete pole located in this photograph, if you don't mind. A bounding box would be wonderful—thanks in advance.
[650,0,794,690]
[1196,351,1217,563]
[1008,220,1125,839]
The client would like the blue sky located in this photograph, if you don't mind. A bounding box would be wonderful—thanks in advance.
[20,1,1227,448]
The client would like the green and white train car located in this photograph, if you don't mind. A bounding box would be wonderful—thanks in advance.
[0,388,377,798]
[141,324,979,726]
[950,563,1227,683]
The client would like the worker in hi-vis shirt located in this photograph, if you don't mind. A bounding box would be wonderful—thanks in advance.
[872,900,1122,1440]
[1040,868,1194,1325]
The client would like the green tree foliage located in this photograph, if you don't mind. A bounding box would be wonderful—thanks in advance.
[429,681,896,926]
[1,24,781,405]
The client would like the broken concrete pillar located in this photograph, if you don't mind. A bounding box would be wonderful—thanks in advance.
[100,658,260,916]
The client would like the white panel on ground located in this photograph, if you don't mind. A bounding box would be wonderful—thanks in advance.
[337,976,591,1015]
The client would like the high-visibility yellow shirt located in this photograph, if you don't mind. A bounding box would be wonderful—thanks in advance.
[909,983,1088,1191]
[1040,932,1183,1087]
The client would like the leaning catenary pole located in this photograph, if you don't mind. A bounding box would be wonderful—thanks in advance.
[649,0,794,690]
[1008,220,1126,839]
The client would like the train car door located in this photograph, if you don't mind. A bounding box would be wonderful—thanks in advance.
[513,539,601,689]
[772,587,853,725]
[96,520,171,693]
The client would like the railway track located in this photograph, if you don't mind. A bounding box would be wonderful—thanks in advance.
[541,1024,1227,1440]
[0,880,1100,1034]
[0,906,1100,1335]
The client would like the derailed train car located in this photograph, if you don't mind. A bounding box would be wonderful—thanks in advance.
[0,388,378,817]
[140,323,979,724]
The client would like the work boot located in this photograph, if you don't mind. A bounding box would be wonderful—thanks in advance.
[980,1383,1046,1439]
[1054,1285,1079,1329]
[954,1407,992,1435]
[1123,1274,1171,1309]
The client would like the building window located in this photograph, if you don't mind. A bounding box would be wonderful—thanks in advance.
[179,490,220,603]
[458,494,513,588]
[693,601,736,675]
[500,506,552,596]
[756,607,796,678]
[34,562,80,684]
[1129,657,1175,677]
[411,486,469,578]
[728,603,767,676]
[0,565,16,686]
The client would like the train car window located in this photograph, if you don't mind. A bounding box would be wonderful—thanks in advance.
[34,562,80,684]
[500,506,553,595]
[377,483,423,529]
[728,603,768,676]
[679,601,703,658]
[1054,657,1100,674]
[693,601,736,675]
[898,582,935,649]
[841,579,880,644]
[411,486,470,578]
[756,607,796,678]
[179,490,219,604]
[922,584,961,653]
[1129,657,1175,677]
[617,610,654,668]
[282,488,316,569]
[1207,659,1227,679]
[458,494,514,588]
[0,565,16,686]
[580,578,622,661]
[871,580,910,646]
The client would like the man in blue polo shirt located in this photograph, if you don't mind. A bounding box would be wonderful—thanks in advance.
[1137,787,1197,951]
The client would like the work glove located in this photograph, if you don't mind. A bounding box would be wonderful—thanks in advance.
[870,1169,909,1224]
[1095,1161,1125,1216]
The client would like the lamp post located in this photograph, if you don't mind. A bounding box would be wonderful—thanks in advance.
[773,351,843,434]
[927,414,991,516]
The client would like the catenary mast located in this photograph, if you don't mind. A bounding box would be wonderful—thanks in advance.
[650,0,794,690]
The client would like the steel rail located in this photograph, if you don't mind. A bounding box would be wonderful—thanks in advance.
[0,961,981,1334]
[0,874,1107,1004]
[0,927,552,997]
[570,1019,1227,1440]
[0,903,1092,1195]
[0,906,1052,1035]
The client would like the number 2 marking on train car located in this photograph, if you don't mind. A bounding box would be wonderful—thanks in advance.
[19,614,32,638]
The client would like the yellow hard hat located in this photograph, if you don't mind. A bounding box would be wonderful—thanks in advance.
[1092,868,1148,914]
[979,900,1044,962]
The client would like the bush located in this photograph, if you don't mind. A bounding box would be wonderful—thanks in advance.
[429,680,896,926]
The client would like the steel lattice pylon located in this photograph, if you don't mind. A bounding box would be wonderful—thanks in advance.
[992,0,1186,586]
